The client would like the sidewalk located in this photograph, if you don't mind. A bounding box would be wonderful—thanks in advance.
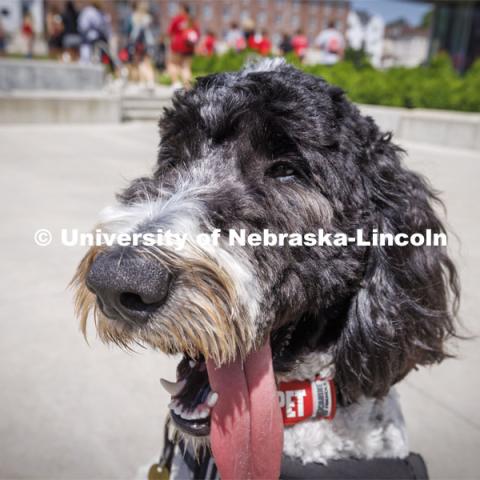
[0,123,478,479]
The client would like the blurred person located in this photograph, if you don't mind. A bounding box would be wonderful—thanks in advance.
[21,11,35,58]
[225,21,245,51]
[127,1,155,88]
[0,11,6,57]
[61,1,81,61]
[118,42,129,64]
[248,30,271,56]
[242,17,255,47]
[46,5,64,59]
[258,30,272,56]
[315,20,344,65]
[78,1,111,63]
[291,28,308,62]
[198,30,216,56]
[137,54,155,89]
[279,32,292,55]
[167,4,199,89]
[128,1,155,56]
[154,34,167,71]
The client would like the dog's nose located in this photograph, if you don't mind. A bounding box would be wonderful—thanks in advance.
[86,250,171,324]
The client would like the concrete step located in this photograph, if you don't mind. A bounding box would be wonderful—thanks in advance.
[122,96,170,104]
[122,108,164,121]
[0,58,105,91]
[359,104,480,151]
[0,91,121,124]
[122,102,168,110]
[121,94,172,121]
[122,99,171,109]
[122,94,171,99]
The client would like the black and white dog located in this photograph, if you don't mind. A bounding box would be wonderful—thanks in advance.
[73,60,458,479]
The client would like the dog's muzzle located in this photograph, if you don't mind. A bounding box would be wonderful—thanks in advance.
[73,236,284,479]
[86,249,172,324]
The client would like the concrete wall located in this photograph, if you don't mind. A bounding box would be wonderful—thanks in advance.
[0,59,105,91]
[0,92,121,124]
[0,85,478,150]
[360,104,480,151]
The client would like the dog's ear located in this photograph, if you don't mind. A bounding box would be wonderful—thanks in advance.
[333,130,459,403]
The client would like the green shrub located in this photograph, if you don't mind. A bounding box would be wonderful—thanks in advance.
[459,58,480,112]
[186,51,480,112]
[192,49,260,76]
[343,47,373,70]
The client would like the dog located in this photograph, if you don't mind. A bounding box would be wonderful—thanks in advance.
[72,59,459,479]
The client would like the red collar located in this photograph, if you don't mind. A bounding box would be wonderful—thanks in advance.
[278,377,336,426]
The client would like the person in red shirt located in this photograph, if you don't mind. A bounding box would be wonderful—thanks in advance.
[259,31,272,56]
[248,30,271,56]
[199,30,216,56]
[21,11,35,58]
[291,28,309,62]
[167,3,199,89]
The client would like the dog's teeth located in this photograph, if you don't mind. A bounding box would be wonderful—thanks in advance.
[183,402,210,419]
[189,408,201,420]
[191,406,209,420]
[199,407,210,419]
[207,392,218,407]
[173,404,182,415]
[180,409,193,420]
[160,378,187,397]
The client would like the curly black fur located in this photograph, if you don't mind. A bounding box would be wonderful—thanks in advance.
[119,60,459,404]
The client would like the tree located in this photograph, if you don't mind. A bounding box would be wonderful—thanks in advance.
[420,10,433,29]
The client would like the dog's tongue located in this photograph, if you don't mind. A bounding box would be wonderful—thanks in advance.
[206,341,283,479]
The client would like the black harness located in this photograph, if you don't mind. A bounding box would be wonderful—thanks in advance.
[148,418,428,480]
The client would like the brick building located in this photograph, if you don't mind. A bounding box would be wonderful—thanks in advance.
[156,0,350,41]
[45,0,350,43]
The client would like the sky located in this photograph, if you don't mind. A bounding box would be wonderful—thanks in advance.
[350,0,433,25]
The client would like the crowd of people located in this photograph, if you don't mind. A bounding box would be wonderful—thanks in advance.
[1,1,345,89]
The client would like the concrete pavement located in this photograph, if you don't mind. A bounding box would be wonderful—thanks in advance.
[0,123,478,479]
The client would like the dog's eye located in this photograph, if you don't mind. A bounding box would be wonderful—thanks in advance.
[265,162,298,181]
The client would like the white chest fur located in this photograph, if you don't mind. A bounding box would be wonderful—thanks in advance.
[277,351,409,464]
[282,388,409,464]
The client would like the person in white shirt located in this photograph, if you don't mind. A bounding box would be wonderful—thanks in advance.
[225,22,245,51]
[314,21,345,65]
[78,1,110,63]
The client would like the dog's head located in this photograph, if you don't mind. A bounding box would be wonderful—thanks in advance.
[72,60,458,445]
